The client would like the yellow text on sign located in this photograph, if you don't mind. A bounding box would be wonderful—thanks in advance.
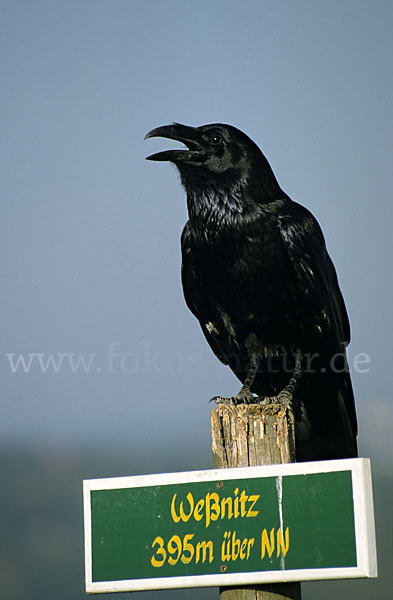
[151,534,214,568]
[170,488,260,528]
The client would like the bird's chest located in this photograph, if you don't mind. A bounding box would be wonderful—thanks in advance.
[189,221,293,329]
[196,220,285,284]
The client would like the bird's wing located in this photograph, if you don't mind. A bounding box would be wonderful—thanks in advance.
[278,201,350,347]
[278,201,357,440]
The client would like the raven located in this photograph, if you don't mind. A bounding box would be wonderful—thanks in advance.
[145,123,357,461]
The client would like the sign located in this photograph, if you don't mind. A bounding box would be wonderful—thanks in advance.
[83,458,377,594]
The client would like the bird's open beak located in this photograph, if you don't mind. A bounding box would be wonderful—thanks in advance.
[144,123,205,163]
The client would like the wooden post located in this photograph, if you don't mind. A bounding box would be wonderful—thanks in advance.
[211,404,301,600]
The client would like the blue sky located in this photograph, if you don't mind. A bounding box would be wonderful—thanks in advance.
[1,1,392,467]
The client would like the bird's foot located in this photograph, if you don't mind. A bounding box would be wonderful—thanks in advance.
[257,389,293,408]
[211,385,256,406]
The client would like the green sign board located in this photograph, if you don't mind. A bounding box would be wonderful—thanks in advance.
[83,458,377,593]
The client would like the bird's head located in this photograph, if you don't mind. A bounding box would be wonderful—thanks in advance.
[145,122,285,203]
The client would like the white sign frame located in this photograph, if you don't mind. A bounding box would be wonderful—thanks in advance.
[83,458,377,594]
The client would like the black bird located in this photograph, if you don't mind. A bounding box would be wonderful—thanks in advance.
[145,123,357,461]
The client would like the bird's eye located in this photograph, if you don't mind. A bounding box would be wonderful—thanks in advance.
[211,134,223,146]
